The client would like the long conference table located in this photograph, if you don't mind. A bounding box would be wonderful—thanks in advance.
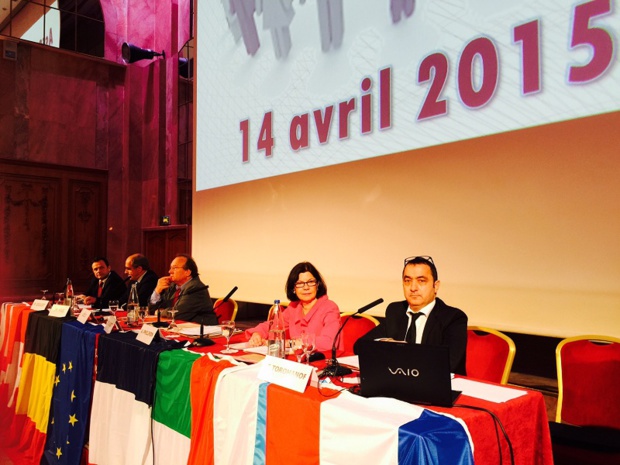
[0,302,554,465]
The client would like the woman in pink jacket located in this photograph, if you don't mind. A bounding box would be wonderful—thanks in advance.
[246,262,343,353]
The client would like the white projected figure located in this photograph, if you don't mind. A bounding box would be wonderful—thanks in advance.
[256,0,295,60]
[230,0,260,56]
[390,0,415,23]
[301,0,344,52]
[222,0,242,43]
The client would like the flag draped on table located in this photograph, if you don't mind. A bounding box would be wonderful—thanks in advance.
[11,311,69,465]
[187,356,475,465]
[88,331,183,465]
[320,391,474,465]
[0,303,32,429]
[151,349,201,465]
[43,321,104,465]
[187,354,238,465]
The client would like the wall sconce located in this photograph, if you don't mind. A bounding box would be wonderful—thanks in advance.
[122,42,165,64]
[160,215,171,226]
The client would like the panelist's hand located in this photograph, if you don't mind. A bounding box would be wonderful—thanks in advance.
[155,277,172,295]
[83,296,96,305]
[247,332,264,348]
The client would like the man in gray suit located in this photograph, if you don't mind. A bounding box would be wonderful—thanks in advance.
[149,254,217,324]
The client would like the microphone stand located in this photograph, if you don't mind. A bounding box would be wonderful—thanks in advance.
[192,286,238,347]
[321,298,384,378]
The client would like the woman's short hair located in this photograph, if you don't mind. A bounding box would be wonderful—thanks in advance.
[285,262,327,302]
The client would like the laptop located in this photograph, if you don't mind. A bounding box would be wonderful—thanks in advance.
[356,339,461,407]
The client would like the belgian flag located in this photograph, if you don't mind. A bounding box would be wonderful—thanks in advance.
[13,311,70,464]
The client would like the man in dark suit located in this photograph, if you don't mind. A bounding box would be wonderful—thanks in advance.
[79,257,127,309]
[119,253,159,307]
[355,256,468,375]
[149,254,217,324]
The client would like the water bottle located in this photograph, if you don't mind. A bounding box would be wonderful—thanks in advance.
[126,282,139,326]
[64,278,74,307]
[268,300,286,358]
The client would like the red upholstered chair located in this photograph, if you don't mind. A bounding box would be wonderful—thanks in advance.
[466,326,516,384]
[338,312,379,356]
[551,335,620,464]
[213,297,238,322]
[555,335,620,428]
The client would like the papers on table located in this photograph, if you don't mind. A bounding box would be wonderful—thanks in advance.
[229,342,268,355]
[451,377,527,403]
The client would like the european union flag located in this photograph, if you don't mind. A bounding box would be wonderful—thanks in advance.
[43,321,104,465]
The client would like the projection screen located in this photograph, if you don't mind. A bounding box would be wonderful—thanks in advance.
[193,0,620,337]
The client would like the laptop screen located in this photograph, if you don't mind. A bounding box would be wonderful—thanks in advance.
[356,339,460,407]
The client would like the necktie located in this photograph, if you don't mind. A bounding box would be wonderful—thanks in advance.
[97,281,103,297]
[406,312,425,343]
[172,287,181,307]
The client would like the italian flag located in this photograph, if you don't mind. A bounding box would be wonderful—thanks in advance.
[151,349,201,465]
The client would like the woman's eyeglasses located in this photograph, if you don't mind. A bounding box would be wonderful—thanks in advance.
[294,279,318,289]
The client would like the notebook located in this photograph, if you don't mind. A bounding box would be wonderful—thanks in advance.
[356,339,461,407]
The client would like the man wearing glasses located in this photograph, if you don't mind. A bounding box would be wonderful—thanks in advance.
[149,254,217,324]
[355,256,468,375]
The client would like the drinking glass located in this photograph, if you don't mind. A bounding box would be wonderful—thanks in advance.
[291,336,305,363]
[138,306,148,325]
[301,332,316,364]
[40,289,49,300]
[220,320,238,354]
[108,300,119,316]
[168,309,179,330]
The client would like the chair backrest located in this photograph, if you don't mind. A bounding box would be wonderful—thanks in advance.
[213,298,238,322]
[556,335,620,428]
[466,326,516,385]
[338,312,379,356]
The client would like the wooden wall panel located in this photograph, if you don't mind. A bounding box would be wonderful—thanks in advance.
[143,226,189,278]
[0,160,107,301]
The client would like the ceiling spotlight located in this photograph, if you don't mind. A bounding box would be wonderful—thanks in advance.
[121,42,165,64]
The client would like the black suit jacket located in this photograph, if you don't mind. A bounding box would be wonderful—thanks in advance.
[85,270,127,309]
[120,269,159,307]
[354,297,468,375]
[149,276,217,324]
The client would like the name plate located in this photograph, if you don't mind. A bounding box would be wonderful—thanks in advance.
[258,356,313,393]
[31,299,49,311]
[77,308,93,324]
[104,315,117,334]
[49,304,70,318]
[136,324,158,345]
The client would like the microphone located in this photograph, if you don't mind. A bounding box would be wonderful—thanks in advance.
[192,286,238,347]
[321,298,383,378]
